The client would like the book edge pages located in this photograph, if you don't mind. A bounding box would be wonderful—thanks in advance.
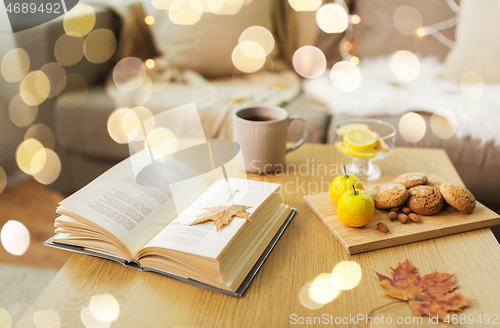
[43,208,297,298]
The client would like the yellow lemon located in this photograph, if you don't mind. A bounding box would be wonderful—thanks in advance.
[336,123,370,136]
[337,186,375,227]
[336,143,378,159]
[330,173,364,205]
[343,129,377,153]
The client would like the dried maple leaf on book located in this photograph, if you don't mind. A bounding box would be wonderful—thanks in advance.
[191,205,251,231]
[375,259,474,320]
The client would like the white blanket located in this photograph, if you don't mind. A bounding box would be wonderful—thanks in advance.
[307,56,500,146]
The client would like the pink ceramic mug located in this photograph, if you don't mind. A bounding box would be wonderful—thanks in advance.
[233,106,311,174]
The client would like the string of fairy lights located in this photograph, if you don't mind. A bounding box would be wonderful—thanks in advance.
[332,0,459,64]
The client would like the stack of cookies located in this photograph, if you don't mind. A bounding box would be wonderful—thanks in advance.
[371,172,476,217]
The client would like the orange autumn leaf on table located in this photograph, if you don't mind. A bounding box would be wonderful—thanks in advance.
[375,259,474,320]
[190,205,251,231]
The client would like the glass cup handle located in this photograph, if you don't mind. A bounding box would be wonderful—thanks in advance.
[286,114,312,153]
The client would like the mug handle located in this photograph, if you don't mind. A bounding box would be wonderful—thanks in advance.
[286,114,312,153]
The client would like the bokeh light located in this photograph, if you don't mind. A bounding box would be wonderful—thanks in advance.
[57,74,88,110]
[33,149,61,185]
[40,62,67,98]
[16,138,45,175]
[29,148,48,176]
[1,48,30,83]
[207,0,224,13]
[89,294,120,322]
[33,309,61,328]
[399,112,426,142]
[239,41,266,59]
[30,148,52,175]
[0,166,6,195]
[123,106,154,142]
[20,70,50,106]
[0,308,12,328]
[152,0,174,9]
[212,0,244,15]
[169,0,203,25]
[131,75,153,105]
[145,59,156,69]
[145,15,155,25]
[343,42,352,52]
[83,29,117,64]
[304,77,338,110]
[232,41,266,73]
[1,220,30,256]
[54,34,84,66]
[331,261,362,290]
[107,107,131,144]
[350,56,359,65]
[288,0,321,11]
[330,61,361,93]
[309,273,340,304]
[63,4,96,37]
[393,5,423,36]
[431,107,458,140]
[316,4,348,34]
[81,306,111,328]
[416,27,425,37]
[195,24,231,58]
[299,282,325,309]
[351,14,361,24]
[239,26,275,56]
[460,70,484,100]
[292,46,326,79]
[25,123,56,150]
[113,57,147,92]
[9,94,38,128]
[146,127,178,155]
[391,50,420,82]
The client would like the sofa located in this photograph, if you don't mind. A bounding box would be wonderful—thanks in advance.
[14,0,500,222]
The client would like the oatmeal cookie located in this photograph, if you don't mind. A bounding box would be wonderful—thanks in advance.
[371,183,409,209]
[393,172,428,188]
[406,185,443,215]
[439,182,476,214]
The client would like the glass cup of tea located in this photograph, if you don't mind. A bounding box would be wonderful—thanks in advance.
[333,118,396,181]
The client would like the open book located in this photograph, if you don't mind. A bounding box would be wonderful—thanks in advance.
[45,149,294,297]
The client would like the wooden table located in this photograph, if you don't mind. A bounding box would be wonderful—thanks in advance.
[19,146,500,327]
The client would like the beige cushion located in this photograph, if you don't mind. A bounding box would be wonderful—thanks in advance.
[352,0,457,61]
[145,0,276,77]
[444,0,500,83]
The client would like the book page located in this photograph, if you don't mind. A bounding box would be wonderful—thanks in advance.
[142,178,280,259]
[59,148,209,256]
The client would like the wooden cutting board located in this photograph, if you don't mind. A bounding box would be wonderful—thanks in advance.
[304,179,500,255]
